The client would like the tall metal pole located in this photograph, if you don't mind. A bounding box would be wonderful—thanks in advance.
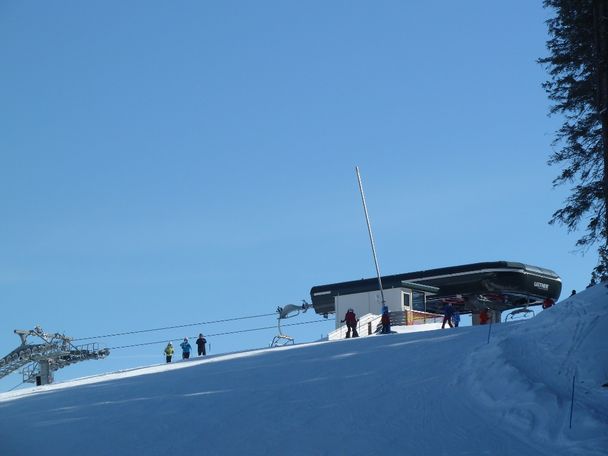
[355,166,386,306]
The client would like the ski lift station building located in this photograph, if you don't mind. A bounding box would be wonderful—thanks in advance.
[310,261,562,330]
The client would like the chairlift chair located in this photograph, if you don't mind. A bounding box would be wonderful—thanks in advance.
[504,306,536,322]
[270,301,313,347]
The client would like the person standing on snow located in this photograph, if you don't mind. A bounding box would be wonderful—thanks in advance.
[196,333,207,356]
[452,311,461,328]
[164,342,174,363]
[180,337,192,360]
[542,297,555,309]
[441,302,454,328]
[479,308,490,325]
[381,308,391,334]
[341,308,359,338]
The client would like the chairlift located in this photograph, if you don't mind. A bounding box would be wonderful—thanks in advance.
[271,301,313,347]
[504,306,536,322]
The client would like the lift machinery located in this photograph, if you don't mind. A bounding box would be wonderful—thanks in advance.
[0,326,110,386]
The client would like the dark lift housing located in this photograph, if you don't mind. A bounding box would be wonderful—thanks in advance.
[310,261,562,316]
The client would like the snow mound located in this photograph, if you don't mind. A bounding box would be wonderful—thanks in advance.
[457,284,608,455]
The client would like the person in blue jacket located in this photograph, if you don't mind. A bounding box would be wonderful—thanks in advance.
[442,302,454,328]
[451,311,461,328]
[381,309,391,334]
[180,337,192,360]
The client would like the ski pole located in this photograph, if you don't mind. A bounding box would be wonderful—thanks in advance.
[486,321,493,344]
[569,374,576,429]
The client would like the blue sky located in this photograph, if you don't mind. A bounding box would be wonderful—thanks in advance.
[0,1,597,389]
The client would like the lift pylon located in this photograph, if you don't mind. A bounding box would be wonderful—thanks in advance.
[0,325,110,386]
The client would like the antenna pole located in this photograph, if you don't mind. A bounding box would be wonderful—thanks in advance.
[355,166,385,306]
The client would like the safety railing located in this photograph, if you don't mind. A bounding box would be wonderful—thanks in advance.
[408,310,444,325]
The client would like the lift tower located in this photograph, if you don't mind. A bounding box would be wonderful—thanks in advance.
[0,326,110,386]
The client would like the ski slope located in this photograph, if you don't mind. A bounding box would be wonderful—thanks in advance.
[0,286,606,456]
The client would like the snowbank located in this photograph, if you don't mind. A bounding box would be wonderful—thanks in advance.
[457,284,608,455]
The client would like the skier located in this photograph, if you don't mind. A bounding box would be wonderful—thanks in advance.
[452,311,461,328]
[479,308,490,325]
[542,297,555,309]
[180,337,192,360]
[570,289,577,296]
[381,308,391,334]
[341,308,359,338]
[164,342,174,363]
[196,333,207,356]
[441,302,454,328]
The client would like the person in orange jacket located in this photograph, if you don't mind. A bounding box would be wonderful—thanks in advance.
[479,308,490,325]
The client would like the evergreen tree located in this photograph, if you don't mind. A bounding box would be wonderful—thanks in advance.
[539,0,608,282]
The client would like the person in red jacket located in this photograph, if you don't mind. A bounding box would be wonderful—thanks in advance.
[342,308,359,338]
[479,308,490,325]
[542,298,555,309]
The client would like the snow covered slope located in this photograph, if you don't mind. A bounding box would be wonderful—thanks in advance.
[1,286,606,456]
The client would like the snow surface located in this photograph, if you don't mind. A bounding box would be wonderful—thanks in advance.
[1,285,607,456]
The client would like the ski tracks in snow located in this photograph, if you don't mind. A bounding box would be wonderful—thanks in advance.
[454,298,608,456]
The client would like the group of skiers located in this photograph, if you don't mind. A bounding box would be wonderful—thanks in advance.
[444,295,560,327]
[163,292,567,358]
[341,306,392,338]
[344,300,540,334]
[164,333,207,363]
[344,303,463,334]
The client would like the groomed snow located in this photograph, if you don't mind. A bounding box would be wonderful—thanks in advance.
[1,285,607,455]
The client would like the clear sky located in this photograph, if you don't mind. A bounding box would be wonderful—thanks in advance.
[0,1,597,390]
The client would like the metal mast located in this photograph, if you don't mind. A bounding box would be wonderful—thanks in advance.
[355,166,386,306]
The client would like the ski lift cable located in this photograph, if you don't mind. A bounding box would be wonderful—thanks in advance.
[108,318,335,350]
[72,312,279,342]
[8,381,24,392]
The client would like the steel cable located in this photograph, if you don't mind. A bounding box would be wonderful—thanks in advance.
[108,319,334,350]
[72,312,278,341]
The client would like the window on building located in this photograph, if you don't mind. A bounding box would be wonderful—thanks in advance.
[412,291,426,312]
